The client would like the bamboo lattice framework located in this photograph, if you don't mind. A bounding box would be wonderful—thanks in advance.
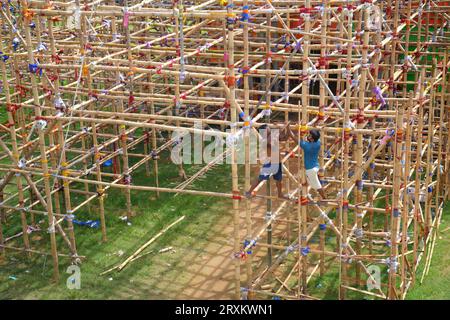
[0,0,449,300]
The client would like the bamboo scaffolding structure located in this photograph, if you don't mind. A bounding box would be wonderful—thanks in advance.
[0,0,448,300]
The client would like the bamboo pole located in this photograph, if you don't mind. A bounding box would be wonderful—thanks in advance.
[400,94,413,296]
[242,0,253,299]
[0,190,4,259]
[412,69,427,286]
[339,6,353,299]
[0,27,31,258]
[107,215,186,272]
[19,0,60,280]
[387,100,405,299]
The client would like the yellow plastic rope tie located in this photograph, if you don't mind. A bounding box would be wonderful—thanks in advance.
[23,8,35,21]
[299,125,308,133]
[82,64,89,77]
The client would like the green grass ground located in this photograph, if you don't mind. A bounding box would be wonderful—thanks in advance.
[406,202,450,299]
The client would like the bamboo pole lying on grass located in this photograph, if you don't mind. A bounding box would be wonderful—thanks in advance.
[100,215,185,275]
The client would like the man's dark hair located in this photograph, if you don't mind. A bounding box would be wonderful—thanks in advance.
[310,129,320,142]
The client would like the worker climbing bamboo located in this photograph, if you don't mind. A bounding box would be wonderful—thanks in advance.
[287,125,327,200]
[245,124,290,199]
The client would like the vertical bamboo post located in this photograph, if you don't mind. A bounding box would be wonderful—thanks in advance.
[412,69,426,286]
[174,0,187,181]
[265,7,273,268]
[353,4,370,286]
[423,61,436,240]
[402,0,413,98]
[3,0,27,151]
[149,84,160,198]
[242,0,253,298]
[77,0,93,211]
[0,25,31,257]
[388,101,405,299]
[284,11,291,246]
[84,45,107,243]
[318,0,329,278]
[110,0,122,177]
[20,0,59,281]
[335,7,345,253]
[339,5,353,300]
[44,0,79,255]
[400,93,413,296]
[434,51,447,213]
[442,51,449,201]
[0,191,4,258]
[226,0,241,299]
[298,1,311,293]
[91,118,108,242]
[117,0,133,219]
[446,53,450,201]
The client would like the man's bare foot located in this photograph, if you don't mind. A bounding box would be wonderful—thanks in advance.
[245,191,256,199]
[318,189,326,199]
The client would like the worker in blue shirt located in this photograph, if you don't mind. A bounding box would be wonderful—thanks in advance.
[287,126,326,199]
